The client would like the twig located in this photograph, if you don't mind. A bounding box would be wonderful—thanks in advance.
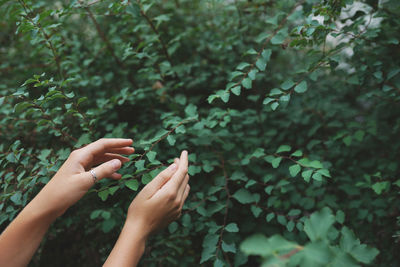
[18,0,64,81]
[214,155,232,266]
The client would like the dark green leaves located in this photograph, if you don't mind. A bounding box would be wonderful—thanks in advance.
[232,189,257,204]
[304,207,336,242]
[125,180,139,191]
[289,164,301,177]
[256,49,272,71]
[294,81,308,93]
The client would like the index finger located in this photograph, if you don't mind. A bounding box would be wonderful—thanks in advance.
[166,150,188,190]
[82,138,133,157]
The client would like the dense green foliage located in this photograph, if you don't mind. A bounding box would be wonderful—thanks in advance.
[1,0,400,266]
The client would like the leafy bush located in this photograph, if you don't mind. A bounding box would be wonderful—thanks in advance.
[1,0,399,266]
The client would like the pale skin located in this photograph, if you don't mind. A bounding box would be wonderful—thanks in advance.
[0,138,190,267]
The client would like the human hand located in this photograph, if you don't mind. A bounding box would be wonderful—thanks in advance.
[33,138,134,218]
[126,150,190,239]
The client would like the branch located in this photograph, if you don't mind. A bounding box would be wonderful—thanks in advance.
[136,0,180,80]
[81,1,138,88]
[18,0,64,81]
[215,155,232,266]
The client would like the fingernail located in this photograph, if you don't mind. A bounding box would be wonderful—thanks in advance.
[111,159,121,170]
[170,163,177,170]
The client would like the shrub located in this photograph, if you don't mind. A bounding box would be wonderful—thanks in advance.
[1,0,399,266]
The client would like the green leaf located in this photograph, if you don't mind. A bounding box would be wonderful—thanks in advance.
[248,69,258,80]
[10,192,22,205]
[231,86,241,96]
[266,213,275,222]
[291,150,303,157]
[309,160,323,169]
[222,241,236,253]
[304,207,335,242]
[263,97,274,105]
[175,125,186,133]
[251,205,262,218]
[14,102,33,113]
[125,180,139,191]
[340,227,379,263]
[316,169,331,178]
[294,81,308,93]
[167,135,176,145]
[135,160,145,172]
[354,130,365,141]
[302,170,313,182]
[208,94,219,104]
[225,223,239,232]
[371,181,390,195]
[277,215,287,225]
[276,145,291,153]
[262,49,272,61]
[264,185,273,195]
[201,234,218,263]
[271,31,286,45]
[288,209,301,216]
[280,79,295,90]
[108,186,119,195]
[289,164,301,177]
[256,58,267,71]
[232,188,255,204]
[343,136,352,146]
[217,90,230,103]
[240,234,269,256]
[336,210,345,224]
[98,190,109,201]
[237,62,250,70]
[185,103,198,117]
[213,258,224,267]
[146,151,157,162]
[270,102,279,110]
[271,157,282,168]
[287,220,295,232]
[242,77,252,89]
[312,172,323,181]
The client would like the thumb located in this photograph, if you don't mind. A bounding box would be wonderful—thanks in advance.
[144,163,178,196]
[89,159,122,182]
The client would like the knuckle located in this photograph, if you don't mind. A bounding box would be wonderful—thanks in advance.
[173,198,181,207]
[69,149,81,158]
[166,191,176,201]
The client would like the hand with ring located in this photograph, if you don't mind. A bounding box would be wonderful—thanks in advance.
[34,138,135,218]
[0,138,134,267]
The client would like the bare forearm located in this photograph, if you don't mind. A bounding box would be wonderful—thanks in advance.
[104,222,147,267]
[0,198,56,267]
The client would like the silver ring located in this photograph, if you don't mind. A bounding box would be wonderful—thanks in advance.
[90,169,97,184]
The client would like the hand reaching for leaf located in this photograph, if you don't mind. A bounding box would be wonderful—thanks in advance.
[34,138,134,218]
[104,151,190,267]
[0,138,134,267]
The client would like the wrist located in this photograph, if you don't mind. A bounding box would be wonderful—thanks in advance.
[27,188,65,222]
[124,218,150,243]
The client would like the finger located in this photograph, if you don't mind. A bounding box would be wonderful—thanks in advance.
[82,138,133,158]
[180,184,190,210]
[174,158,180,164]
[93,153,130,166]
[106,147,135,154]
[83,159,122,183]
[177,174,189,199]
[144,163,178,197]
[110,172,122,180]
[166,151,188,190]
